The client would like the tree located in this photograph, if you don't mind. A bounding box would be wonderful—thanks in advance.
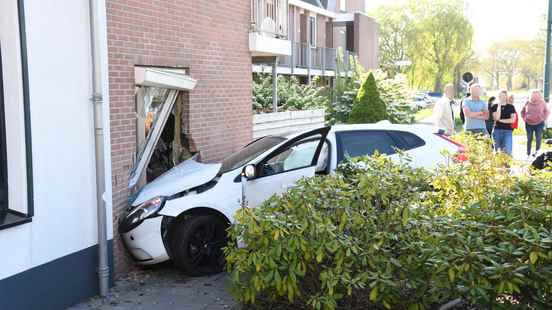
[372,6,414,77]
[348,73,387,123]
[517,38,545,89]
[408,0,474,92]
[372,0,474,92]
[480,39,543,91]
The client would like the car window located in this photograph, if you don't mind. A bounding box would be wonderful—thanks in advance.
[260,137,321,177]
[220,136,286,173]
[388,131,425,150]
[336,130,399,163]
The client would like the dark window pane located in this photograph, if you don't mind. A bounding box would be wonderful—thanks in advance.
[388,131,425,150]
[336,130,398,163]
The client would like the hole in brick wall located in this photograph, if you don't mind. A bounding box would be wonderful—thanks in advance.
[129,66,198,191]
[135,88,197,184]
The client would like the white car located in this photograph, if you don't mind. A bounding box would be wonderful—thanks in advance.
[119,123,465,276]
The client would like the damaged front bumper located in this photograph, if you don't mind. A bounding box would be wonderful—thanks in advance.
[121,216,170,265]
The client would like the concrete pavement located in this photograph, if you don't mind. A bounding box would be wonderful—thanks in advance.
[68,263,237,310]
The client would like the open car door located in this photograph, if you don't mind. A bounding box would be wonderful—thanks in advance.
[244,127,331,208]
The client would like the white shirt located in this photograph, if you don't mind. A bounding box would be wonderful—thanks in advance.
[433,96,455,135]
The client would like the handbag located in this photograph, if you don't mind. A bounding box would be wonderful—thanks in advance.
[512,112,519,129]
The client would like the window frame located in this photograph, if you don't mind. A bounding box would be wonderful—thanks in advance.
[252,127,331,179]
[0,44,7,213]
[308,15,317,47]
[0,0,34,230]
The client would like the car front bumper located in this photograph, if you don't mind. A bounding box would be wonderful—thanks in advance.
[121,216,170,265]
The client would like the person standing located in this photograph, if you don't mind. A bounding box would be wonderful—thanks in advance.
[462,84,489,135]
[433,84,455,135]
[486,96,496,136]
[522,90,550,156]
[490,90,516,155]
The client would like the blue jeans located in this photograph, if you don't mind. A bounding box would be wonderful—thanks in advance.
[526,122,545,155]
[493,129,513,155]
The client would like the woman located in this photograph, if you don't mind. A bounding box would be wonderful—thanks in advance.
[522,90,550,156]
[490,90,516,155]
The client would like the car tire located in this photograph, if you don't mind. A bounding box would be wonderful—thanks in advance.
[169,214,229,277]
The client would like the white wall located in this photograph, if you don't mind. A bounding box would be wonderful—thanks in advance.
[253,109,326,139]
[0,0,112,280]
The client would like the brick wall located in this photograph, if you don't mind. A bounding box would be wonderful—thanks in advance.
[107,0,253,275]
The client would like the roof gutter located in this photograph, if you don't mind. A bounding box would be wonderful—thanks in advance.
[289,0,337,18]
[88,0,111,297]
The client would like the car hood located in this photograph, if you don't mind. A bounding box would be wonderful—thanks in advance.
[132,158,222,206]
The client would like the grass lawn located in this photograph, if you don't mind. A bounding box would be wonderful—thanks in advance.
[414,107,433,122]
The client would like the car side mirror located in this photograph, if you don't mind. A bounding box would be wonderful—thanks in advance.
[243,164,257,180]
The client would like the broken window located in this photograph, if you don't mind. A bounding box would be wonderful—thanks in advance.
[129,66,198,190]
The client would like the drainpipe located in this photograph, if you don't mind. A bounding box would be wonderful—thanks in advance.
[89,0,109,297]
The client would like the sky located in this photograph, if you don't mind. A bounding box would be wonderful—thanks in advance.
[365,0,547,54]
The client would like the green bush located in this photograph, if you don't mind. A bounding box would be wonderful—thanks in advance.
[348,73,388,124]
[225,136,552,309]
[252,74,329,113]
[328,67,414,125]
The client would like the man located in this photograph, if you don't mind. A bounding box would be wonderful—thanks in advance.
[433,84,455,135]
[462,84,489,135]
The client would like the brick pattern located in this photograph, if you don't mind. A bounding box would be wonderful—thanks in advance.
[107,0,253,275]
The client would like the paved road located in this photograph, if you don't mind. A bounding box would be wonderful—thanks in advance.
[69,263,237,310]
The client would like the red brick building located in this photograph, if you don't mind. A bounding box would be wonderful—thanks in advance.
[106,0,253,273]
[106,0,379,275]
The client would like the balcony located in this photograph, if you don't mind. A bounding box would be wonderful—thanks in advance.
[277,43,357,75]
[250,0,292,57]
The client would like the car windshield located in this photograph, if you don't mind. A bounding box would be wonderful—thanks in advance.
[220,136,286,173]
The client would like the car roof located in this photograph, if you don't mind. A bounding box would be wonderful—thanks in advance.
[276,122,435,140]
[330,123,434,134]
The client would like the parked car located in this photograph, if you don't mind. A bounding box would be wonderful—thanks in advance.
[119,123,466,276]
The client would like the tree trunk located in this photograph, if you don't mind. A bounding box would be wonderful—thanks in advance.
[434,74,443,93]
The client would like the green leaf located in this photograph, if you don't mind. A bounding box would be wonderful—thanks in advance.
[369,286,379,302]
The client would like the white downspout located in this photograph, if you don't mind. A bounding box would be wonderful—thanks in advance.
[89,0,112,296]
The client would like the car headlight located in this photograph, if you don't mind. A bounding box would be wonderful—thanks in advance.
[118,197,166,233]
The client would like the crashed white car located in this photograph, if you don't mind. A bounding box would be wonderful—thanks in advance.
[119,121,465,276]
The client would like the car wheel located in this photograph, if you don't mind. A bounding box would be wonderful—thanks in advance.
[169,214,229,277]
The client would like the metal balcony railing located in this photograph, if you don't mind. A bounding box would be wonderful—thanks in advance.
[279,43,356,73]
[251,0,288,38]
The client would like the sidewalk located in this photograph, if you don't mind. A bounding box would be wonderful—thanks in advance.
[68,264,237,310]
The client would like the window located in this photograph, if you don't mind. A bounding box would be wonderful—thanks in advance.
[339,0,346,12]
[221,136,285,174]
[0,0,34,229]
[260,136,322,177]
[336,130,400,163]
[308,16,316,47]
[129,66,198,190]
[388,131,426,150]
[0,45,7,213]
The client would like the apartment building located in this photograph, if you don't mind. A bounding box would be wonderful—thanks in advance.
[106,0,253,274]
[1,1,380,308]
[250,0,379,83]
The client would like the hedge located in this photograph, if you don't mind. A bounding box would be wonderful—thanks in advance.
[225,135,552,309]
